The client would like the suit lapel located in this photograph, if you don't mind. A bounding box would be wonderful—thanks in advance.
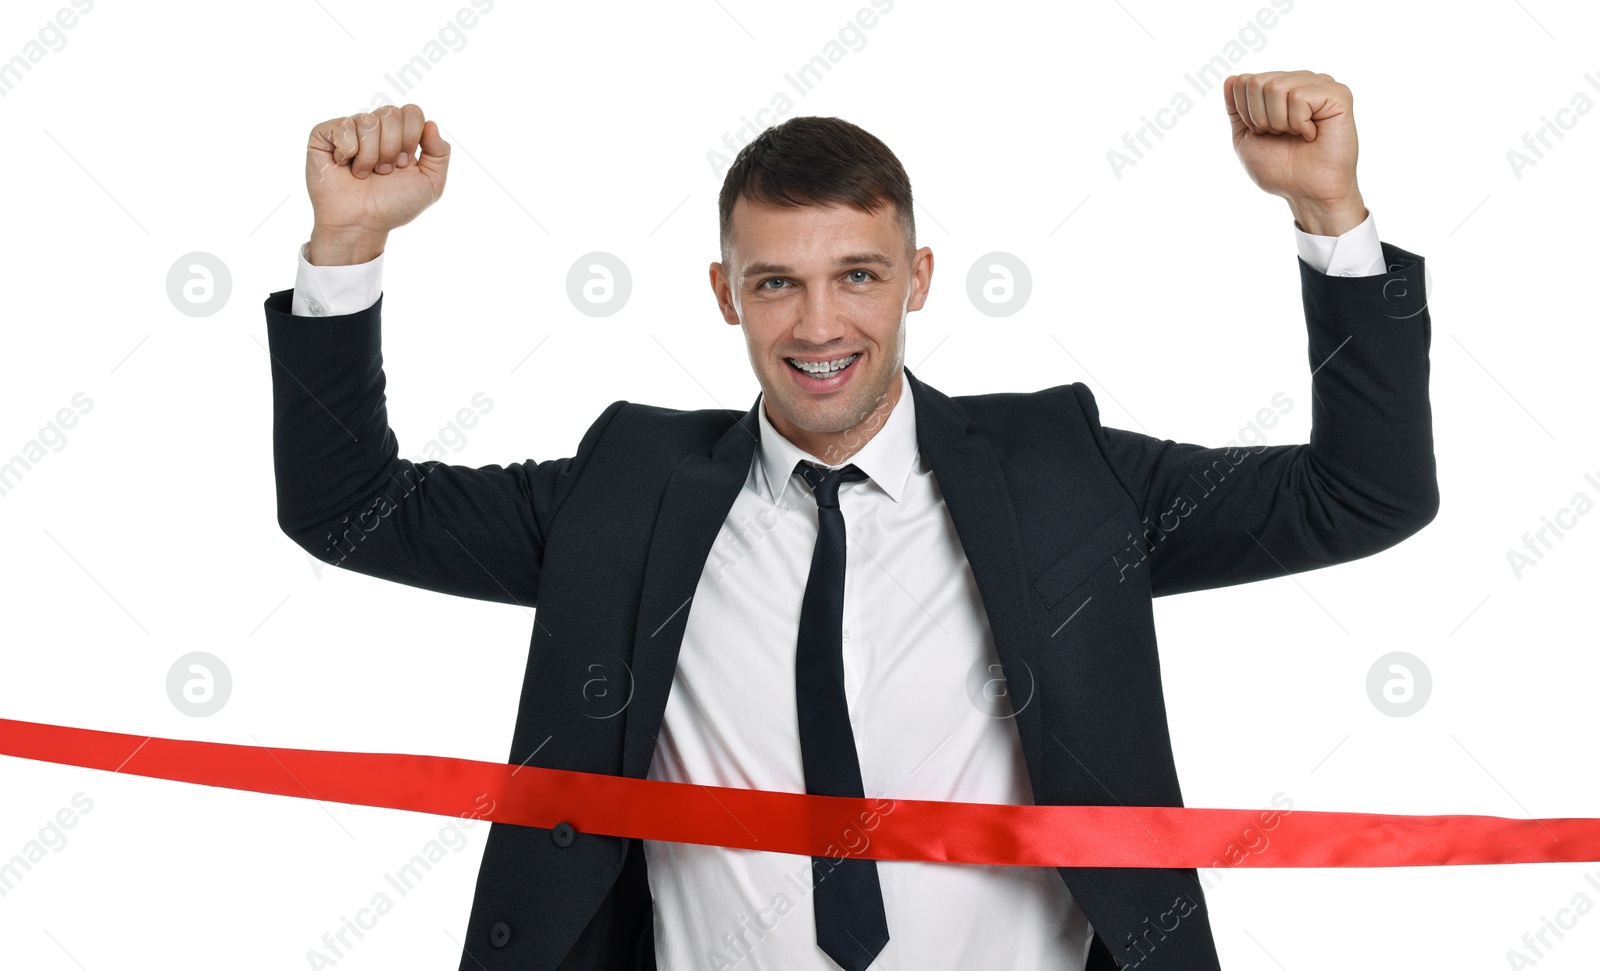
[622,400,760,780]
[904,367,1045,787]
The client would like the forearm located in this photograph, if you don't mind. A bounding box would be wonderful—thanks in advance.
[265,291,407,558]
[1290,240,1438,534]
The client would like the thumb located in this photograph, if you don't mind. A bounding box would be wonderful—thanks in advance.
[416,119,451,185]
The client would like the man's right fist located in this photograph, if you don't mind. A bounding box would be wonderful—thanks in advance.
[304,104,450,263]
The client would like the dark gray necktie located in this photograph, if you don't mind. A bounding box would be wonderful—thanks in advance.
[793,459,890,971]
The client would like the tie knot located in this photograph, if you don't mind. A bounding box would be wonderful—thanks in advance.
[796,460,869,508]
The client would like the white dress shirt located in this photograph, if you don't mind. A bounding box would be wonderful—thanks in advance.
[288,214,1387,968]
[645,367,1094,969]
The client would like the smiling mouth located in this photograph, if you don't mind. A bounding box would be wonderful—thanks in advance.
[786,353,860,377]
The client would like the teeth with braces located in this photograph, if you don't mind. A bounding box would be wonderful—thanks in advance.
[788,354,859,375]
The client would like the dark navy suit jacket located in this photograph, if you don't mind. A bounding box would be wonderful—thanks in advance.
[262,241,1437,970]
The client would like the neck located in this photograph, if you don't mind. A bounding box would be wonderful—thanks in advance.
[766,367,904,465]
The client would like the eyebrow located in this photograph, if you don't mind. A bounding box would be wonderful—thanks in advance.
[743,253,895,278]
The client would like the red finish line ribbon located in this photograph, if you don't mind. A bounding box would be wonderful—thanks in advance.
[3,717,1598,869]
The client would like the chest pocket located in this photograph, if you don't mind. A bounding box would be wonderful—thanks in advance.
[1032,509,1141,611]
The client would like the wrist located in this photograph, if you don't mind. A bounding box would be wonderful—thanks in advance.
[1288,192,1367,237]
[307,226,388,266]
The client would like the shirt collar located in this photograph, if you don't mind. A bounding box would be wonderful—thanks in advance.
[756,368,916,505]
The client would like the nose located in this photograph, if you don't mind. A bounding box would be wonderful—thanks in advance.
[791,287,849,347]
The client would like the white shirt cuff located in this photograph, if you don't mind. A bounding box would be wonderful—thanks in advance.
[1293,210,1385,277]
[291,241,385,316]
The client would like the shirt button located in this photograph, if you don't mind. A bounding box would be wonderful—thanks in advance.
[552,821,576,847]
[305,297,324,315]
[489,921,511,947]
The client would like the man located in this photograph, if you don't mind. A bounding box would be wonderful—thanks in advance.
[264,71,1437,971]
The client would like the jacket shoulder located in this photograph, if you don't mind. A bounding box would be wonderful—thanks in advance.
[946,381,1098,449]
[587,399,745,460]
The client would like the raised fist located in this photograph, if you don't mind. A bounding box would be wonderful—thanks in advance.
[305,103,450,242]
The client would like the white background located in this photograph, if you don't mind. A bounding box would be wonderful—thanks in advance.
[1,0,1597,968]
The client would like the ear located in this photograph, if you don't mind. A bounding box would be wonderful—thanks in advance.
[905,246,934,313]
[708,261,741,326]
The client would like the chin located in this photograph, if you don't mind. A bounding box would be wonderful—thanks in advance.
[777,400,848,434]
[787,381,887,434]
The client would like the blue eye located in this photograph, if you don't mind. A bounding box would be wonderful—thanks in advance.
[848,270,872,284]
[761,278,788,290]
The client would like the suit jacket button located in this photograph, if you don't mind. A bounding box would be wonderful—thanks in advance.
[552,821,575,847]
[489,921,511,947]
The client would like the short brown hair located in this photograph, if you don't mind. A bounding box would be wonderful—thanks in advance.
[717,115,915,265]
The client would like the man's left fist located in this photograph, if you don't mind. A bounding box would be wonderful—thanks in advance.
[1224,71,1365,235]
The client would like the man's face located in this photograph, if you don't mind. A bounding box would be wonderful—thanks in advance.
[710,196,933,460]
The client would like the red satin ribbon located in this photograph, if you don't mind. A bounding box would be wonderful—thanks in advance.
[3,717,1597,868]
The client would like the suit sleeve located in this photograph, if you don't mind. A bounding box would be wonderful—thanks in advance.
[263,287,624,606]
[1073,241,1439,598]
